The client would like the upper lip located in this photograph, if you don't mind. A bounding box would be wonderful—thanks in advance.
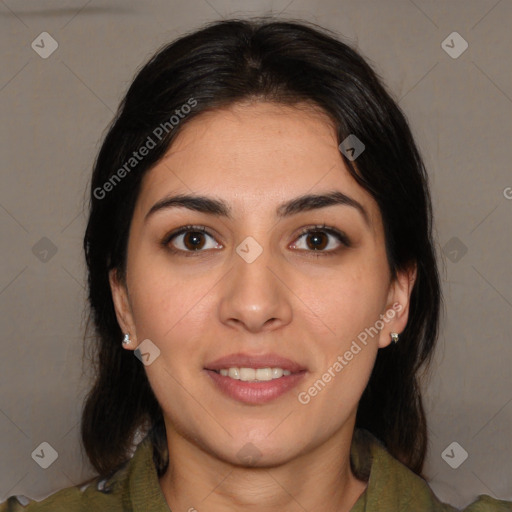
[205,352,307,373]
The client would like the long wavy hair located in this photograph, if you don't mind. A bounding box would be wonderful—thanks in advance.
[80,16,441,484]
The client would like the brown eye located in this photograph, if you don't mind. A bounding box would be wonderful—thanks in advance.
[182,231,207,250]
[290,225,351,256]
[163,225,223,255]
[304,231,329,250]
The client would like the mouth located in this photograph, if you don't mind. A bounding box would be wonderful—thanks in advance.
[204,353,307,404]
[209,366,296,382]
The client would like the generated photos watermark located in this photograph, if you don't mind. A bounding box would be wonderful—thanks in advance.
[93,97,198,200]
[297,302,403,405]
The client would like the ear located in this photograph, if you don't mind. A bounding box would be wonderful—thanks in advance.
[109,268,137,349]
[377,262,417,349]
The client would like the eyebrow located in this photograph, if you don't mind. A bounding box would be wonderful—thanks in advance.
[144,190,370,226]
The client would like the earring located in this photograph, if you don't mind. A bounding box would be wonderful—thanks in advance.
[122,333,131,346]
[390,332,399,344]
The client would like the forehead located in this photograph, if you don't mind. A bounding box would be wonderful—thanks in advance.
[136,101,379,226]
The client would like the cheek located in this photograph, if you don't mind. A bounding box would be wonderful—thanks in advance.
[293,264,385,430]
[303,255,390,345]
[126,253,217,362]
[126,252,184,338]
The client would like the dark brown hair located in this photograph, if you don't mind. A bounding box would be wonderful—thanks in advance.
[80,16,441,484]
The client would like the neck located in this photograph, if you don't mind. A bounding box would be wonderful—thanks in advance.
[158,421,368,512]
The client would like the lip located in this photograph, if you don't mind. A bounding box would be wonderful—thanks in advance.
[205,352,307,373]
[204,352,307,405]
[205,368,307,405]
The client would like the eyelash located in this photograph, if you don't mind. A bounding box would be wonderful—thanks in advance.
[161,223,351,258]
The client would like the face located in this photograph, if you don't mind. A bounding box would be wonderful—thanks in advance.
[110,100,415,467]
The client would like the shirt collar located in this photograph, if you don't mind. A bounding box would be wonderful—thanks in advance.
[120,427,427,512]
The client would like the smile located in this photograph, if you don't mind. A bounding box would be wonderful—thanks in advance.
[205,368,307,404]
[214,367,292,381]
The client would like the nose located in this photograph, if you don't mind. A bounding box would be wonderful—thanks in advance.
[218,243,293,333]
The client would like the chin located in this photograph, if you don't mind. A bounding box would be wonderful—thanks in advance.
[220,434,304,468]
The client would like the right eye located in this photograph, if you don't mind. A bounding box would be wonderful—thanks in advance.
[162,225,223,256]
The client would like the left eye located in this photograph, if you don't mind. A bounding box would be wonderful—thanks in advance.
[290,227,350,252]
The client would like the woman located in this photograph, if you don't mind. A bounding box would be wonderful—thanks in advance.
[2,16,510,512]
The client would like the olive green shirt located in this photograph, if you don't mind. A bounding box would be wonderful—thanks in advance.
[2,428,510,511]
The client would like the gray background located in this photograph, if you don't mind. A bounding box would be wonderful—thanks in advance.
[1,0,511,508]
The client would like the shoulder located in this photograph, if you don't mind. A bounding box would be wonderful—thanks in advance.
[460,495,512,512]
[0,434,163,512]
[0,450,136,512]
[353,428,512,512]
[0,476,120,512]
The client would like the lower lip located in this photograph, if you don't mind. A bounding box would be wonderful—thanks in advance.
[205,369,307,405]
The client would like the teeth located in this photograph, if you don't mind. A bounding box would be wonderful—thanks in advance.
[228,368,240,379]
[240,368,256,381]
[217,367,292,381]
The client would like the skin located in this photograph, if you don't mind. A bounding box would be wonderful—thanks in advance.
[110,100,416,512]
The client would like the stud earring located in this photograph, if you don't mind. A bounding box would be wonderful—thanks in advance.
[122,333,131,346]
[390,332,399,344]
